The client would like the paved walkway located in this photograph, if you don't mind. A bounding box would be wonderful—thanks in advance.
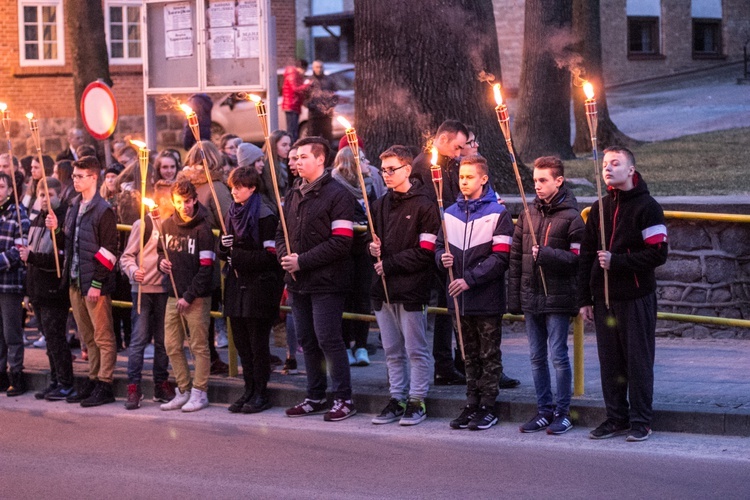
[19,323,750,437]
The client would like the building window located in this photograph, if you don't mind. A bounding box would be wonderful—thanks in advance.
[628,17,660,55]
[693,19,722,56]
[106,2,142,64]
[18,0,65,66]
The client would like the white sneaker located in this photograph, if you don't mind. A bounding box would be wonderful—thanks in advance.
[160,387,190,411]
[354,348,370,366]
[143,343,154,360]
[33,336,47,349]
[215,330,229,349]
[347,349,356,366]
[181,388,209,412]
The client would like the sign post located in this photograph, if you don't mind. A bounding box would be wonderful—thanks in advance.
[81,80,119,167]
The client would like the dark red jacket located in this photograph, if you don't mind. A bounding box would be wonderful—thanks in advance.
[282,66,309,113]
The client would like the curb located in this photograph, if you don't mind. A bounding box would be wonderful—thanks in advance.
[22,369,750,437]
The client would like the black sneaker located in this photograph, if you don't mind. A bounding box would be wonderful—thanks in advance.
[590,419,631,439]
[286,398,328,417]
[0,371,8,392]
[498,373,521,389]
[450,404,479,429]
[399,399,426,426]
[80,381,116,407]
[35,382,59,400]
[45,385,77,401]
[210,359,229,376]
[434,369,466,386]
[7,371,27,397]
[153,380,174,403]
[124,384,143,410]
[547,412,573,435]
[468,405,498,430]
[626,425,652,442]
[372,398,406,425]
[242,394,273,414]
[67,379,97,403]
[229,389,254,413]
[281,358,298,375]
[324,399,357,421]
[519,411,554,433]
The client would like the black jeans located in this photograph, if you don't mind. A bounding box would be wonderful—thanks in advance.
[594,292,657,427]
[36,304,74,387]
[230,316,275,398]
[342,252,371,350]
[291,292,351,401]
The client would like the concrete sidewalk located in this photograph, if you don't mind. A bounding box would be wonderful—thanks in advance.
[17,323,750,437]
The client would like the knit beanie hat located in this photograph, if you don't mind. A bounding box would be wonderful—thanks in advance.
[237,143,264,168]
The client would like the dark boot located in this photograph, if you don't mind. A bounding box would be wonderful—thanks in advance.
[7,371,27,397]
[81,381,116,407]
[67,378,97,403]
[35,382,59,400]
[0,371,9,392]
[228,389,254,413]
[242,392,272,414]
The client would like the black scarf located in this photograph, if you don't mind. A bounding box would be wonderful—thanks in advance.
[227,192,261,245]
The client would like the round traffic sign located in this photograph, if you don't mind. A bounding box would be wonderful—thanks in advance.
[81,81,118,140]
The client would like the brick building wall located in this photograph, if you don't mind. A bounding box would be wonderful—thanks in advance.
[0,0,296,155]
[493,0,525,92]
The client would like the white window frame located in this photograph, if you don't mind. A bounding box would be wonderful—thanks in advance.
[104,0,143,65]
[17,0,65,67]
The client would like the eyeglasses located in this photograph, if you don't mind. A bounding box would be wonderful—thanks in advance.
[381,165,408,176]
[466,139,478,147]
[71,174,94,181]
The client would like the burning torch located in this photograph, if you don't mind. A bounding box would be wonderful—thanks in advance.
[246,94,294,278]
[431,148,466,362]
[492,84,548,296]
[26,113,60,278]
[583,82,610,309]
[131,140,150,314]
[336,115,390,304]
[180,104,227,234]
[0,103,25,242]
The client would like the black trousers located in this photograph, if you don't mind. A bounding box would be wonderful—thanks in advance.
[37,304,74,387]
[229,316,274,398]
[594,292,657,427]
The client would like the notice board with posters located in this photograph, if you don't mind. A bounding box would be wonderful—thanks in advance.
[143,0,266,93]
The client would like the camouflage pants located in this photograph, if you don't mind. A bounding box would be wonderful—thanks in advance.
[454,315,503,407]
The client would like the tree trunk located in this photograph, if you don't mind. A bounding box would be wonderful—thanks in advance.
[354,0,530,193]
[65,0,113,130]
[571,0,640,153]
[514,0,576,162]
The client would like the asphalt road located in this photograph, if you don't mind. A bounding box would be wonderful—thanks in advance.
[1,396,749,499]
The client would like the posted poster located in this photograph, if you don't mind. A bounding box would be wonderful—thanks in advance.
[207,0,235,27]
[237,25,259,58]
[165,2,193,59]
[237,0,258,26]
[209,27,236,59]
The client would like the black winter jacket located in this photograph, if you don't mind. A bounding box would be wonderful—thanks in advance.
[277,172,355,294]
[508,185,584,316]
[578,172,668,306]
[219,198,284,319]
[26,204,70,305]
[158,202,216,303]
[59,193,118,295]
[435,185,514,316]
[370,179,440,310]
[412,151,461,206]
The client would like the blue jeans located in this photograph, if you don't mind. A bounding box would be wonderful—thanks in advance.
[375,304,431,400]
[291,292,351,401]
[127,292,169,385]
[525,313,572,415]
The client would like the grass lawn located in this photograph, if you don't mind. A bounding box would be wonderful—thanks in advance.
[564,127,750,196]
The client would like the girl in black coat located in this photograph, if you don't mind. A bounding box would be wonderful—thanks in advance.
[220,167,284,414]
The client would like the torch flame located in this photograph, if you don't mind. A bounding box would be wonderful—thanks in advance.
[142,197,157,210]
[430,147,438,166]
[248,94,262,103]
[0,103,6,112]
[26,112,34,120]
[130,139,147,149]
[336,116,352,130]
[179,104,194,115]
[493,84,503,106]
[583,82,595,100]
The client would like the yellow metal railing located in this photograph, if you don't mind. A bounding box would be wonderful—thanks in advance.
[115,208,748,392]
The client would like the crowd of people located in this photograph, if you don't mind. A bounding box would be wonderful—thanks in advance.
[0,114,667,441]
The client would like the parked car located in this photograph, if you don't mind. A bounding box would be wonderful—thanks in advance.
[210,63,354,145]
